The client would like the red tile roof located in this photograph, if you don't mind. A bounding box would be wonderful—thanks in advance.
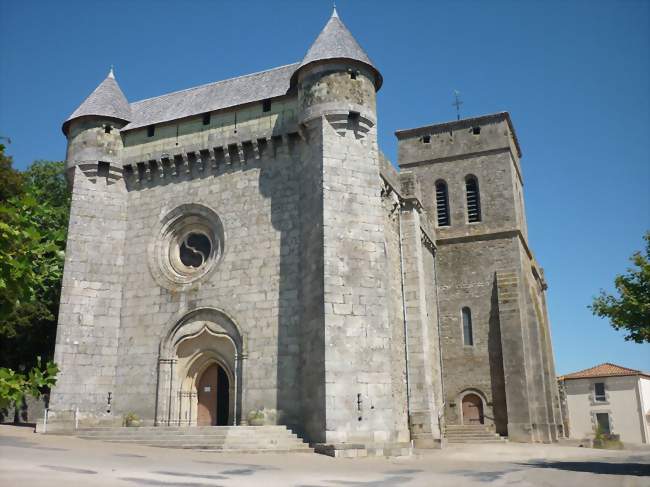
[559,362,650,380]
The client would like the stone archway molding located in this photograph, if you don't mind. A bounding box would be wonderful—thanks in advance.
[457,388,488,426]
[155,307,247,426]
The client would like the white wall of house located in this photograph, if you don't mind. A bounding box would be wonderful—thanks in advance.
[565,375,647,444]
[639,377,650,443]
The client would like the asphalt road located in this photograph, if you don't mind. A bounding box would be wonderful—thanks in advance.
[1,425,649,486]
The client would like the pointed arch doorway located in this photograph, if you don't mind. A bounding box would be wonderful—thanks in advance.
[156,308,245,427]
[462,393,484,425]
[197,362,230,426]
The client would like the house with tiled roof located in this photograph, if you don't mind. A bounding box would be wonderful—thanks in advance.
[559,363,650,444]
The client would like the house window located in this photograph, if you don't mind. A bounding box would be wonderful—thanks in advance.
[435,180,450,227]
[147,125,155,137]
[465,175,481,222]
[596,412,611,435]
[202,113,211,125]
[594,382,606,402]
[262,99,272,112]
[462,307,473,346]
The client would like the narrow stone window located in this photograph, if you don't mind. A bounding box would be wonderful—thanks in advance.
[594,382,606,402]
[350,71,357,80]
[347,111,360,131]
[262,99,272,112]
[202,113,211,125]
[97,161,110,178]
[104,125,112,134]
[472,126,481,135]
[147,125,155,137]
[465,175,481,223]
[435,180,450,227]
[422,135,431,144]
[462,307,474,346]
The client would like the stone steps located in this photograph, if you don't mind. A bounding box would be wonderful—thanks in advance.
[314,442,412,458]
[74,425,313,453]
[444,425,508,444]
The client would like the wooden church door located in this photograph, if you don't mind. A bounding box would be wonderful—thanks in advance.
[462,393,484,425]
[197,364,219,426]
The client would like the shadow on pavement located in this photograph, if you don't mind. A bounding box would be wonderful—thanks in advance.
[444,467,521,482]
[121,478,220,487]
[1,435,68,451]
[521,461,650,477]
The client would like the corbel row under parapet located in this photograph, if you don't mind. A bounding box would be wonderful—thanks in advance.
[122,132,302,189]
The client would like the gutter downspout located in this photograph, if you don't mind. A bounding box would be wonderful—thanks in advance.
[397,202,412,431]
[432,246,446,441]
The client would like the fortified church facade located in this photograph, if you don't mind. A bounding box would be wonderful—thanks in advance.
[47,10,562,447]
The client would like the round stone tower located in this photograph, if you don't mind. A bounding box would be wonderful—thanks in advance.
[292,7,382,130]
[292,9,411,448]
[47,69,131,423]
[62,68,131,183]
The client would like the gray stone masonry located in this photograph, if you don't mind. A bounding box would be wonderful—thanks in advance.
[47,12,561,450]
[396,113,562,443]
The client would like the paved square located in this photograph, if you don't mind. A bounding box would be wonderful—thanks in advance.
[1,426,648,486]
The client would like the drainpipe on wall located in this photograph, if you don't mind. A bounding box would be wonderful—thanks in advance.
[397,202,412,430]
[432,245,446,438]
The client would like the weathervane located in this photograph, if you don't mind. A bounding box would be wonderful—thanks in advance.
[452,90,463,120]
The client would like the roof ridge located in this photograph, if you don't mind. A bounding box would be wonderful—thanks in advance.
[130,62,300,107]
[560,362,649,380]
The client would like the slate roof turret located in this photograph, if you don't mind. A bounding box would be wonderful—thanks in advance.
[293,8,382,90]
[63,68,131,135]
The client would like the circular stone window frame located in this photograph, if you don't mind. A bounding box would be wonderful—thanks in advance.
[149,204,225,291]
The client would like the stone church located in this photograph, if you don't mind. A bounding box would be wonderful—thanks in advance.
[46,9,562,448]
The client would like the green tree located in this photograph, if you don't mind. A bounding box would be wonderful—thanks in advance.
[0,358,59,410]
[0,151,69,370]
[0,144,24,201]
[590,232,650,343]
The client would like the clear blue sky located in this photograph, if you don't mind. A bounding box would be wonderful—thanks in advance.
[1,0,648,374]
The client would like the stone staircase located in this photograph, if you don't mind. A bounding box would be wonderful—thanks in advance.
[75,425,313,453]
[314,441,412,458]
[445,425,508,444]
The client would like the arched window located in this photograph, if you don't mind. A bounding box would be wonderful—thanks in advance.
[435,180,450,227]
[465,175,481,223]
[462,307,474,346]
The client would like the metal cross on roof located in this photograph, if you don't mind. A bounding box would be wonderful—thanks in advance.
[452,90,463,120]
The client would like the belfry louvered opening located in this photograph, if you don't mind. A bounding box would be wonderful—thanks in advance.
[465,175,481,223]
[435,180,450,227]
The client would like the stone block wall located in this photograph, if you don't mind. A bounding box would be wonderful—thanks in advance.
[397,112,561,442]
[114,131,303,427]
[50,162,126,416]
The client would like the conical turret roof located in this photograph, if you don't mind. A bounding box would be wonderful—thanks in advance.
[294,8,382,89]
[62,68,131,134]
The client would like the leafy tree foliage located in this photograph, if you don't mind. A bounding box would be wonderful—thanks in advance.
[0,145,70,370]
[590,232,650,343]
[0,144,23,201]
[0,358,59,410]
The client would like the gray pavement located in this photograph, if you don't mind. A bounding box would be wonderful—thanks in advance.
[1,425,649,487]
